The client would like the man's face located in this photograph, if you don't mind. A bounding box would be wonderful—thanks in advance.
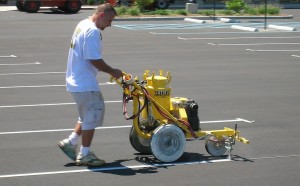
[96,11,115,31]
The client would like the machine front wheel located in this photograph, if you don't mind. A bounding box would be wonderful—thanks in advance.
[205,137,227,156]
[129,126,151,154]
[151,124,186,162]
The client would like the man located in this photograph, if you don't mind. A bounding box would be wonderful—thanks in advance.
[58,3,122,166]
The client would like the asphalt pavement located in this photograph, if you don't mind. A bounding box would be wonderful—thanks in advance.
[0,8,300,186]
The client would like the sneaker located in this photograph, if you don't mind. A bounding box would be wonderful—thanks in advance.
[58,139,77,161]
[76,152,106,166]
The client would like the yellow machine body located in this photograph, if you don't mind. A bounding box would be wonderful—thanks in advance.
[141,70,171,123]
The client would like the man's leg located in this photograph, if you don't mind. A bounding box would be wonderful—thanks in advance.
[74,122,82,136]
[81,129,94,147]
[58,121,81,161]
[78,129,94,156]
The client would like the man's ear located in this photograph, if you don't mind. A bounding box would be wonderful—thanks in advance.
[99,11,105,18]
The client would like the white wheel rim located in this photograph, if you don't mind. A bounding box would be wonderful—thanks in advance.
[151,124,186,162]
[205,139,227,156]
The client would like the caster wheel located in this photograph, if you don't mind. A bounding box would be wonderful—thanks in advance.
[205,137,227,157]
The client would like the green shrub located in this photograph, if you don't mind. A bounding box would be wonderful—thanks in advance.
[128,6,140,16]
[226,0,246,13]
[266,4,281,15]
[134,0,154,10]
[268,7,280,15]
[198,10,214,16]
[87,0,95,5]
[115,6,128,15]
[244,5,259,15]
[257,5,267,14]
[219,9,235,15]
[174,9,187,16]
[155,9,170,15]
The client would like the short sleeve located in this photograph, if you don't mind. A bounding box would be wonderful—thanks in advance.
[83,28,102,60]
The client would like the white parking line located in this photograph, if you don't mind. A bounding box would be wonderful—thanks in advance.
[247,49,300,52]
[151,31,300,35]
[0,118,254,135]
[0,82,115,89]
[0,100,122,108]
[0,159,231,178]
[178,36,300,40]
[0,55,17,58]
[0,72,65,76]
[208,43,300,46]
[292,55,300,58]
[1,154,299,178]
[0,62,41,66]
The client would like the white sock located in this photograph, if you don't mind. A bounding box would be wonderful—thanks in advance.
[80,146,90,156]
[68,132,79,146]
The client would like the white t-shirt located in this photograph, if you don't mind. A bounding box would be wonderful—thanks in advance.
[66,19,102,92]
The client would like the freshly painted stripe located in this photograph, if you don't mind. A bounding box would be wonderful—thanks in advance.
[0,118,253,135]
[0,159,231,178]
[1,154,299,178]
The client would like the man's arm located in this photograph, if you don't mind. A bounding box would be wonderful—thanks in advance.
[90,59,122,79]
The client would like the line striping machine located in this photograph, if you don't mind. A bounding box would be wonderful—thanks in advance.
[111,70,250,162]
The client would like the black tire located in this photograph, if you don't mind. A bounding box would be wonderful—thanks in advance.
[155,0,169,9]
[129,126,151,154]
[16,0,25,11]
[64,0,82,14]
[23,0,40,13]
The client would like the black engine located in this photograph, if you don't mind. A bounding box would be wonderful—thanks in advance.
[185,99,200,131]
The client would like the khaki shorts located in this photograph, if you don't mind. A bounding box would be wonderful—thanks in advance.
[71,91,105,130]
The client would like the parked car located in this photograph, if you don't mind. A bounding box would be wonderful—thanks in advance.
[16,0,82,13]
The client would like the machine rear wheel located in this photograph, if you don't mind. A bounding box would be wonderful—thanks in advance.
[129,126,151,154]
[151,124,186,162]
[205,137,227,156]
